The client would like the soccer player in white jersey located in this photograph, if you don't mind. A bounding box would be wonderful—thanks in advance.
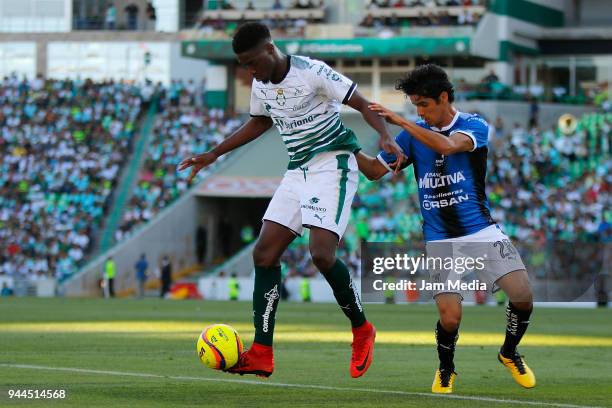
[179,23,402,378]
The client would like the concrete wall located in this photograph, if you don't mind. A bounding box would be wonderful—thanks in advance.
[579,0,612,27]
[0,31,180,82]
[62,191,199,297]
[0,0,71,32]
[0,42,36,78]
[169,41,208,82]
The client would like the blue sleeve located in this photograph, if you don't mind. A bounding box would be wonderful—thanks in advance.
[450,115,489,151]
[376,130,412,171]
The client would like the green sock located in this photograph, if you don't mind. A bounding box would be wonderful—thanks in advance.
[253,265,281,346]
[320,259,366,328]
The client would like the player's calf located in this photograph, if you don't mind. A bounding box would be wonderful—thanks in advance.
[498,300,536,388]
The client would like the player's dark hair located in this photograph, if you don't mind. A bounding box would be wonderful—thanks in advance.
[395,64,455,103]
[232,22,271,54]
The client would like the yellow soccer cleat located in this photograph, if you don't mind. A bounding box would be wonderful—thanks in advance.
[432,368,456,394]
[498,350,536,388]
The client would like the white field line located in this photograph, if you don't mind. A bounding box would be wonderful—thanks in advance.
[0,363,601,408]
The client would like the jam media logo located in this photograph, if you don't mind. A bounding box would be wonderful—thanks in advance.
[276,88,286,106]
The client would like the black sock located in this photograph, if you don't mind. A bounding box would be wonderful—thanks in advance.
[501,302,532,358]
[253,266,281,346]
[436,320,458,371]
[320,259,366,328]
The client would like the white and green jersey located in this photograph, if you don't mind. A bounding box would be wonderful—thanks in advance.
[249,55,360,169]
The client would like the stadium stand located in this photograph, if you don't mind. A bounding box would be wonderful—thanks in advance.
[115,80,243,242]
[359,0,485,31]
[281,111,612,277]
[192,0,325,38]
[0,75,142,280]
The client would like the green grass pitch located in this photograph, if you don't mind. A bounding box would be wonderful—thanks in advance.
[0,298,611,407]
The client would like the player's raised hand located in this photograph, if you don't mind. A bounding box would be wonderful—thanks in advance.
[368,103,404,126]
[178,152,218,183]
[380,135,405,174]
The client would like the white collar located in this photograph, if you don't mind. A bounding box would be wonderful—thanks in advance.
[430,109,460,132]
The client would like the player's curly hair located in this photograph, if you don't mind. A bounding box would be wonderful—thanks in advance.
[395,64,455,103]
[232,22,271,54]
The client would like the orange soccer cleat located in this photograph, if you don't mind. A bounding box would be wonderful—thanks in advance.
[350,321,376,378]
[225,342,274,378]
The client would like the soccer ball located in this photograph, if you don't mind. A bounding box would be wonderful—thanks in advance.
[196,324,243,370]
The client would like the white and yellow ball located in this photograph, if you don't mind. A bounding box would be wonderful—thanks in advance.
[196,324,243,370]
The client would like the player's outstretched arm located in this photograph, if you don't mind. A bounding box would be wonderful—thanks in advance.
[356,151,389,181]
[178,115,273,182]
[369,103,473,155]
[345,91,405,172]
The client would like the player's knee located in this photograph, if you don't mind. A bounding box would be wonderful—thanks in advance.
[508,283,534,308]
[440,314,461,332]
[438,305,462,331]
[310,248,335,271]
[252,242,278,268]
[511,298,533,312]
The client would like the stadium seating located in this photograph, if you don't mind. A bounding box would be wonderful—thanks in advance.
[115,80,243,242]
[358,1,485,34]
[192,0,324,38]
[282,112,612,277]
[0,75,142,280]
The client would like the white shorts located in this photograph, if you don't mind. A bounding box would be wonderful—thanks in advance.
[263,151,358,238]
[426,224,527,297]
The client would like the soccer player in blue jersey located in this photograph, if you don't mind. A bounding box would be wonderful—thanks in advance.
[356,64,536,393]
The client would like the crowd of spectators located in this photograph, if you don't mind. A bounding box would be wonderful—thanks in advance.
[359,0,484,33]
[367,0,485,7]
[115,80,243,242]
[489,113,610,242]
[281,111,611,277]
[196,13,318,38]
[193,0,487,38]
[0,75,143,281]
[589,82,610,111]
[73,1,156,31]
[359,10,481,29]
[210,0,322,10]
[195,0,323,38]
[452,72,611,108]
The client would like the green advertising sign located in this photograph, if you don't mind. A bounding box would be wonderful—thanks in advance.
[182,37,471,60]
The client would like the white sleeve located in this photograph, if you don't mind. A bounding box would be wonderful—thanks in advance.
[249,82,270,117]
[310,62,356,104]
[449,116,489,151]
